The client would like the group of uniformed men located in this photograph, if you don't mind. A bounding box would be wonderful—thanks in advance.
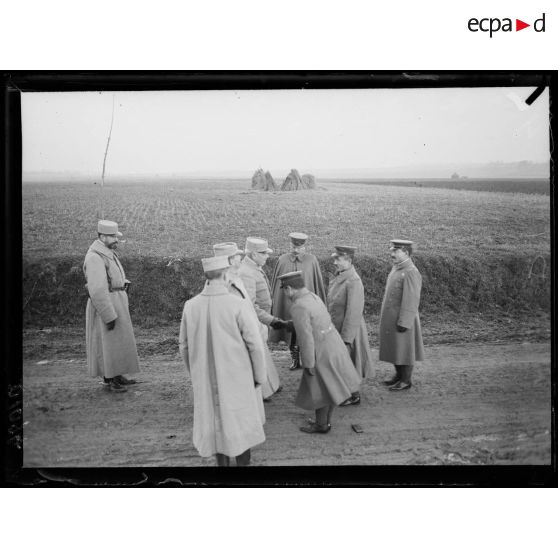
[84,220,424,467]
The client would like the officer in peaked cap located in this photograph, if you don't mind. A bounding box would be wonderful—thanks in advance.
[238,236,284,400]
[278,270,361,434]
[270,232,326,370]
[327,244,373,406]
[179,254,266,467]
[83,219,139,392]
[379,239,424,391]
[331,245,356,258]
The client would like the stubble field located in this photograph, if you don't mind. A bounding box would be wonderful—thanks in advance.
[22,177,550,260]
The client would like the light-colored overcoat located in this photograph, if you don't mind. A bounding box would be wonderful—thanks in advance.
[379,258,425,365]
[238,256,275,326]
[269,252,326,343]
[327,266,373,379]
[226,270,276,400]
[237,258,280,397]
[179,282,267,458]
[83,240,140,379]
[290,289,361,410]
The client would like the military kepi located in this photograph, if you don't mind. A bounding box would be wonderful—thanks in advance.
[98,220,123,237]
[245,237,273,254]
[202,255,231,272]
[213,242,244,257]
[390,239,414,249]
[288,232,308,246]
[331,245,356,258]
[278,270,305,289]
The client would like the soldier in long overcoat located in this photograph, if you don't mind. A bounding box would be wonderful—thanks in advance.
[379,239,425,391]
[279,271,361,434]
[327,245,374,406]
[270,232,326,370]
[83,220,140,392]
[179,255,267,467]
[238,237,286,400]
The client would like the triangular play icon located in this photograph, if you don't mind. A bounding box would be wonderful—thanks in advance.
[516,19,530,31]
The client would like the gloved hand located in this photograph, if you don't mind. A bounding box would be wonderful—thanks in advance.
[285,320,295,333]
[396,324,408,333]
[107,319,116,331]
[304,367,316,376]
[270,318,286,330]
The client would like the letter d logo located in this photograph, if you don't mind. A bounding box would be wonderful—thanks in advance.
[534,13,546,32]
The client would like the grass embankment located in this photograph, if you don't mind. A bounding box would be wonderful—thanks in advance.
[23,254,549,330]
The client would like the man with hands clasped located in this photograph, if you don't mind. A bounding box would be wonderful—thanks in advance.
[379,239,424,391]
[327,245,373,406]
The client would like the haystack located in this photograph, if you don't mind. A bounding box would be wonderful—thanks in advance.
[301,174,316,189]
[252,168,278,191]
[264,171,277,191]
[251,168,267,189]
[281,169,306,191]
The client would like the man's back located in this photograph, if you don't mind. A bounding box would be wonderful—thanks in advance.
[182,284,265,382]
[179,282,267,458]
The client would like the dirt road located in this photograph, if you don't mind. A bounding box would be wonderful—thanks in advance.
[23,341,551,467]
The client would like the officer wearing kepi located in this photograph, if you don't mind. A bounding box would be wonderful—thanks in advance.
[83,220,140,392]
[238,237,285,400]
[279,271,361,434]
[379,239,424,391]
[213,240,277,406]
[270,232,326,370]
[327,245,373,406]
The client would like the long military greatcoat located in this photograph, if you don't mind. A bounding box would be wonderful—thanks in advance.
[226,269,277,401]
[83,239,140,379]
[237,258,280,397]
[327,266,373,379]
[238,256,274,325]
[379,258,425,365]
[179,283,267,458]
[269,252,326,344]
[289,289,361,410]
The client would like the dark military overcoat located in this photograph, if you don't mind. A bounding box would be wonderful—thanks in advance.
[290,289,361,410]
[269,252,326,343]
[379,258,425,365]
[327,265,373,378]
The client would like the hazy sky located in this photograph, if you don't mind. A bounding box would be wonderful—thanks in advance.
[22,87,549,177]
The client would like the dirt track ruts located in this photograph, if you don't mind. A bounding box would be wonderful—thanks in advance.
[23,341,551,467]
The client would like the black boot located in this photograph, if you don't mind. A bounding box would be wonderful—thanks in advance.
[300,407,331,433]
[289,345,301,370]
[383,365,402,386]
[389,365,413,390]
[236,449,251,466]
[216,453,230,467]
[339,392,361,406]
